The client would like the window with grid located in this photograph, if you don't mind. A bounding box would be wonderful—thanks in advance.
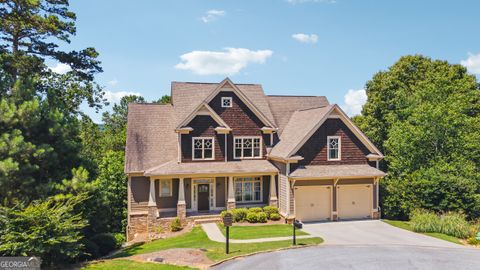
[221,97,232,107]
[234,177,262,202]
[192,137,214,160]
[234,137,262,159]
[159,179,172,197]
[327,136,341,160]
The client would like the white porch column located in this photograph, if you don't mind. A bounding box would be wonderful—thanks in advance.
[227,176,236,210]
[148,179,156,206]
[269,174,278,206]
[177,178,186,219]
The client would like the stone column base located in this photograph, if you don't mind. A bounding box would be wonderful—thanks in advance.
[372,210,380,219]
[227,200,236,210]
[332,213,338,221]
[269,198,278,207]
[147,206,158,239]
[177,203,186,220]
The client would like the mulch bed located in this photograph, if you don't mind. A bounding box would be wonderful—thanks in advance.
[128,248,213,270]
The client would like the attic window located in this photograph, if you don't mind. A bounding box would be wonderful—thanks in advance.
[221,97,232,108]
[327,136,341,161]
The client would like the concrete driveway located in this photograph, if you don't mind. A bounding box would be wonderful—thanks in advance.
[213,220,480,270]
[302,219,462,248]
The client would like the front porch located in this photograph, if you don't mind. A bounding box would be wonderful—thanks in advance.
[146,174,279,220]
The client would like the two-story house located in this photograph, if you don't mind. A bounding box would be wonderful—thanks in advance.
[125,78,385,241]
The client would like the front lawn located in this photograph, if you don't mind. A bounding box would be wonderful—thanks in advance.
[217,223,308,239]
[82,260,194,270]
[111,226,322,262]
[383,219,462,245]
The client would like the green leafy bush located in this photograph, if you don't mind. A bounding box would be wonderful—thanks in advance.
[82,239,100,260]
[220,210,232,218]
[258,212,268,223]
[113,233,126,248]
[232,208,248,222]
[0,195,88,266]
[410,209,441,233]
[91,233,117,256]
[246,212,259,223]
[170,217,183,232]
[269,213,281,221]
[440,212,470,238]
[248,207,263,213]
[467,236,480,245]
[263,206,279,218]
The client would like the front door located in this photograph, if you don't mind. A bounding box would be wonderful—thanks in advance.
[198,184,210,211]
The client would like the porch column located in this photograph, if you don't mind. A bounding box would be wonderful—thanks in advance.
[227,176,236,210]
[269,174,278,206]
[147,179,158,239]
[177,178,186,220]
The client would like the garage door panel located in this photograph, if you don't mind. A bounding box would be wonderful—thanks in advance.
[295,186,331,222]
[337,184,372,220]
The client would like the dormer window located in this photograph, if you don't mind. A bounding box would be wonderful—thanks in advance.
[221,97,232,108]
[327,136,341,161]
[192,137,214,160]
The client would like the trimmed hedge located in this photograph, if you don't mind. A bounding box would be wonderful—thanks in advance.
[223,206,281,223]
[246,212,258,223]
[263,206,279,218]
[258,212,268,223]
[269,213,281,221]
[232,208,248,222]
[248,207,263,213]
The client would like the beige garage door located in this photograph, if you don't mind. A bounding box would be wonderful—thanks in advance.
[337,184,372,220]
[294,186,331,222]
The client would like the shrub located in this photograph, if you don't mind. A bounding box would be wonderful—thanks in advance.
[0,195,88,266]
[246,212,259,223]
[269,213,281,221]
[170,217,183,232]
[232,208,248,222]
[467,236,480,245]
[439,212,470,238]
[248,207,263,213]
[263,206,279,219]
[113,233,126,248]
[91,233,117,256]
[82,239,100,260]
[410,209,441,233]
[220,210,232,218]
[258,212,268,223]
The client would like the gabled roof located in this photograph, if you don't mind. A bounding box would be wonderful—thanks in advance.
[267,95,329,134]
[269,104,383,159]
[125,104,177,173]
[173,78,277,128]
[269,105,334,158]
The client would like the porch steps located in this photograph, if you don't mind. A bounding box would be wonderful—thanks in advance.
[192,215,222,225]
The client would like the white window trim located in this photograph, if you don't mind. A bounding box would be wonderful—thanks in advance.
[221,97,232,108]
[158,179,172,197]
[192,137,215,161]
[327,136,341,161]
[234,176,263,203]
[233,136,263,159]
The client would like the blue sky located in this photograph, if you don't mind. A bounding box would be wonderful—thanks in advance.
[56,0,480,122]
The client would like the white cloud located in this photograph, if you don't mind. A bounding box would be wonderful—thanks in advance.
[104,90,141,104]
[343,89,367,116]
[175,48,273,75]
[461,53,480,75]
[201,9,226,23]
[292,33,318,44]
[287,0,336,4]
[50,63,72,74]
[108,79,118,86]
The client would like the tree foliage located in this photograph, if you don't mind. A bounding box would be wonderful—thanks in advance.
[355,55,480,219]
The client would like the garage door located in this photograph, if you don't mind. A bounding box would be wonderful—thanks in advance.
[294,186,331,222]
[337,184,372,220]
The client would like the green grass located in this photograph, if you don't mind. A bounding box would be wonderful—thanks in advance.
[383,219,462,245]
[82,260,194,270]
[112,226,322,262]
[217,223,308,239]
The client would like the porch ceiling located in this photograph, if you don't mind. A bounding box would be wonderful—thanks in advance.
[144,159,278,176]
